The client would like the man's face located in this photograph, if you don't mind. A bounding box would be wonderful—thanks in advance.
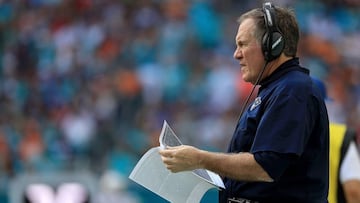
[234,18,265,84]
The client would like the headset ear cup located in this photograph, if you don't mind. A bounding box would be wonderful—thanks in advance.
[270,31,285,59]
[262,31,285,62]
[262,32,270,61]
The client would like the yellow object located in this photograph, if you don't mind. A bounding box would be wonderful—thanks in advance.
[328,123,347,203]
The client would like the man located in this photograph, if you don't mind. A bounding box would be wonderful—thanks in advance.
[160,3,329,203]
[312,77,360,203]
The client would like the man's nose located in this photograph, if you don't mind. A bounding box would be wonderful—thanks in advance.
[234,48,243,59]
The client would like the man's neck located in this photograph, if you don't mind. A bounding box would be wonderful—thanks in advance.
[265,54,293,78]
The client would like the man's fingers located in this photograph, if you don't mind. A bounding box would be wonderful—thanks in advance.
[161,155,173,163]
[159,147,178,158]
[165,164,180,173]
[160,157,180,173]
[159,145,191,173]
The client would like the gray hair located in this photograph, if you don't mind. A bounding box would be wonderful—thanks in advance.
[237,6,299,57]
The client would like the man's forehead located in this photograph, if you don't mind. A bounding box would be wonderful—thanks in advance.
[236,18,256,40]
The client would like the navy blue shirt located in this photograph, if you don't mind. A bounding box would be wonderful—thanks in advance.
[219,58,329,203]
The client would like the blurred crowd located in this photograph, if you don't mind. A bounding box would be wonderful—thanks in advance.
[0,0,359,202]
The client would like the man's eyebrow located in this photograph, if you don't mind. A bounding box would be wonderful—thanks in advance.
[236,38,247,45]
[235,36,242,42]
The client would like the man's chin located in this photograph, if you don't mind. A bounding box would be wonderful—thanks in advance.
[242,75,251,83]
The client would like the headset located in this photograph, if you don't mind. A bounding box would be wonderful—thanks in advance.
[234,2,285,124]
[262,2,285,62]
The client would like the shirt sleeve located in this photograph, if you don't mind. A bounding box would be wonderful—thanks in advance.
[252,91,316,155]
[254,151,298,180]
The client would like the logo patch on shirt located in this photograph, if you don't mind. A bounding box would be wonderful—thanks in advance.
[250,97,262,111]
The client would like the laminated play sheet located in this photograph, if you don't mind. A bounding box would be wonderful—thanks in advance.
[129,120,225,203]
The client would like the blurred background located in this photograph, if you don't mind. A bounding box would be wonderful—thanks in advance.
[0,0,359,202]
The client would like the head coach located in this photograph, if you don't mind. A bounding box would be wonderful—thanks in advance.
[160,2,330,203]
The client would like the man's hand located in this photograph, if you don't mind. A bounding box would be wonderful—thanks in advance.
[159,145,203,173]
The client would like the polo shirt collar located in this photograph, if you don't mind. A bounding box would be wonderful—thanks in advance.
[259,57,309,87]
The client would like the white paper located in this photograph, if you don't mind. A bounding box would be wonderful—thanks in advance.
[159,120,182,149]
[129,120,225,203]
